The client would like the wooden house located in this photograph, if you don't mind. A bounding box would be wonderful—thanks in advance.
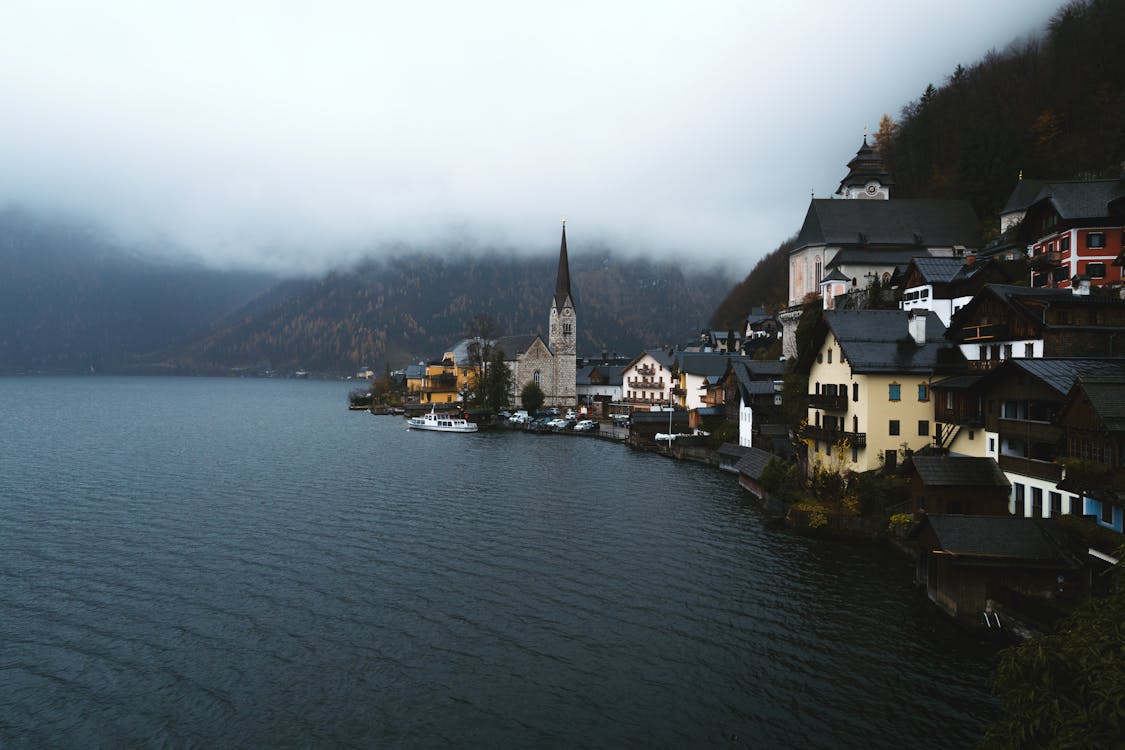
[909,456,1010,515]
[1055,376,1125,532]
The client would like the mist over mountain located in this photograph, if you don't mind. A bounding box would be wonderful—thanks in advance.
[0,209,730,374]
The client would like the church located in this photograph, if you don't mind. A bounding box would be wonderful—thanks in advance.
[492,223,578,408]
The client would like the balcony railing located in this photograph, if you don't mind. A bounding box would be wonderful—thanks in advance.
[630,379,663,390]
[808,393,847,411]
[801,425,867,448]
[998,454,1062,482]
[636,365,656,376]
[997,418,1061,445]
[958,323,1009,343]
[670,386,686,396]
[1031,250,1062,267]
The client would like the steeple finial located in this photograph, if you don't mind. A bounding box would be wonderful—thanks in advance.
[553,221,572,310]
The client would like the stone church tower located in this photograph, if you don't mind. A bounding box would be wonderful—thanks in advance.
[547,222,577,406]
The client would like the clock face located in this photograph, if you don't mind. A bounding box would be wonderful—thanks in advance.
[563,308,571,316]
[865,183,878,195]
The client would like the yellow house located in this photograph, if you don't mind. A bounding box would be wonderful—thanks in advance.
[800,309,956,473]
[419,352,470,404]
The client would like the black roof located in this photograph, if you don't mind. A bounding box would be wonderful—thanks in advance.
[931,374,984,391]
[826,248,945,270]
[734,447,773,480]
[553,224,573,310]
[744,359,787,377]
[815,310,953,374]
[1069,376,1125,432]
[988,359,1125,397]
[794,199,979,251]
[1026,179,1125,221]
[912,456,1009,488]
[717,443,751,460]
[919,515,1072,563]
[837,138,895,192]
[493,333,546,358]
[907,256,975,285]
[679,353,748,378]
[1001,178,1048,214]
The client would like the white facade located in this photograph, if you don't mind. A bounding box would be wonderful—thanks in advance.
[739,397,753,448]
[958,339,1044,364]
[900,284,974,327]
[622,353,674,405]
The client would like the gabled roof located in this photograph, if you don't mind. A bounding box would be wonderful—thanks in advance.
[826,248,942,270]
[577,364,625,387]
[793,199,979,251]
[1026,179,1125,221]
[404,364,424,379]
[679,353,747,378]
[947,284,1081,331]
[837,138,895,192]
[907,256,973,285]
[734,447,774,481]
[912,456,1009,488]
[982,358,1125,397]
[493,333,548,359]
[1065,376,1125,432]
[918,515,1073,564]
[1001,178,1048,215]
[807,309,954,374]
[821,268,850,283]
[744,359,787,377]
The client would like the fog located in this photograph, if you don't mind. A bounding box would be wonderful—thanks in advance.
[0,1,1065,274]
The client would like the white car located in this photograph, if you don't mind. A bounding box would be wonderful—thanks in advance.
[545,418,569,430]
[573,419,597,432]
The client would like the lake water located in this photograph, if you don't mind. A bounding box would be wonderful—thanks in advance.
[0,377,1001,748]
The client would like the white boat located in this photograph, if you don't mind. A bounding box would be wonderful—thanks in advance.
[407,407,478,433]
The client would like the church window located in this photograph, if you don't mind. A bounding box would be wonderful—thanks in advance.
[563,321,572,336]
[533,370,541,386]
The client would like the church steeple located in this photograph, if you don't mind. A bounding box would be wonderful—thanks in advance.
[836,136,894,199]
[553,221,572,310]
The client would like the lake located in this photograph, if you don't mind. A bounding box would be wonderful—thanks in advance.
[0,377,1001,748]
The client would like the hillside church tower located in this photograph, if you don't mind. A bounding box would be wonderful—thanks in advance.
[547,221,577,406]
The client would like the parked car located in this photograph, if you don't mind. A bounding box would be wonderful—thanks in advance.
[508,413,530,425]
[545,418,568,430]
[529,417,552,429]
[564,409,577,420]
[573,419,597,432]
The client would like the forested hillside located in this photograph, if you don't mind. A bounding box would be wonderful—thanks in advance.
[169,252,729,373]
[712,0,1125,327]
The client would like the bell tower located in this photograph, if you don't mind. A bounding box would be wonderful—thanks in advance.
[548,220,577,405]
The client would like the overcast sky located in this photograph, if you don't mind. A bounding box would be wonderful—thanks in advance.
[0,1,1066,274]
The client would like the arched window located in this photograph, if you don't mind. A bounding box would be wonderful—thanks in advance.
[563,322,572,336]
[533,370,541,385]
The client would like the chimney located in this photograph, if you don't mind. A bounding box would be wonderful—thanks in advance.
[964,253,975,266]
[908,310,928,346]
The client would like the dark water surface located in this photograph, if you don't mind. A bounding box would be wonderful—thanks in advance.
[1,377,1000,748]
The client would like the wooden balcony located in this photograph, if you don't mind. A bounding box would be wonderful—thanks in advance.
[1031,250,1062,267]
[802,425,866,448]
[808,393,848,411]
[997,418,1061,446]
[636,365,656,376]
[998,455,1062,483]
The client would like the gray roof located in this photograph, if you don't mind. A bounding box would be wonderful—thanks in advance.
[734,447,774,480]
[822,310,952,374]
[827,249,943,269]
[717,443,752,460]
[643,349,677,369]
[908,256,975,285]
[743,359,787,377]
[744,380,778,395]
[922,515,1070,562]
[577,364,625,387]
[821,268,850,283]
[1073,377,1125,432]
[1028,179,1125,220]
[794,199,979,251]
[679,353,748,378]
[1001,178,1047,214]
[493,334,546,359]
[996,359,1125,397]
[932,374,984,391]
[404,364,424,379]
[912,456,1009,488]
[837,139,894,191]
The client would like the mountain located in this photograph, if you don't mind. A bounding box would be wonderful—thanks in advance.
[0,210,730,374]
[165,251,731,373]
[0,209,274,373]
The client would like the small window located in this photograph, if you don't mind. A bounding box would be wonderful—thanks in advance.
[889,383,901,401]
[817,352,823,364]
[1003,344,1013,359]
[968,430,975,440]
[989,437,996,453]
[945,391,953,409]
[1060,235,1070,253]
[917,384,928,402]
[918,420,929,436]
[978,345,986,360]
[852,383,859,402]
[1049,492,1062,516]
[827,348,833,364]
[1024,343,1034,358]
[889,420,900,436]
[1087,232,1106,249]
[1086,262,1106,279]
[1052,265,1069,282]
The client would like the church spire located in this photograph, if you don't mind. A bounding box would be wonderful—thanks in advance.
[553,220,572,310]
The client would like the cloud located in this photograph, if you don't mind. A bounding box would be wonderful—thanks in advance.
[0,0,1066,273]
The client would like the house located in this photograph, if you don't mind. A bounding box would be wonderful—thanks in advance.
[404,363,425,401]
[947,284,1125,370]
[897,256,1008,326]
[676,353,747,410]
[909,456,1010,516]
[911,514,1084,626]
[781,139,979,356]
[419,352,469,404]
[1055,376,1125,533]
[621,349,677,407]
[798,309,962,474]
[1019,176,1125,290]
[941,358,1125,522]
[716,443,752,474]
[709,359,786,448]
[576,364,625,414]
[734,446,775,500]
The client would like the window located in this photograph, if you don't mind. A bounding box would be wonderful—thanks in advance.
[533,370,541,386]
[968,430,975,440]
[989,437,996,453]
[1013,483,1026,516]
[1025,343,1034,358]
[852,383,859,402]
[1052,265,1069,282]
[563,321,572,336]
[918,420,929,436]
[917,384,928,402]
[889,383,901,401]
[1031,487,1043,518]
[1086,262,1106,278]
[1060,235,1070,253]
[817,352,823,364]
[1087,232,1106,249]
[1101,500,1113,525]
[945,391,953,409]
[978,345,986,360]
[1003,344,1013,359]
[1049,492,1062,516]
[827,348,833,364]
[889,420,900,436]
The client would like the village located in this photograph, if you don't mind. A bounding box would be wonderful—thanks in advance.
[362,140,1125,639]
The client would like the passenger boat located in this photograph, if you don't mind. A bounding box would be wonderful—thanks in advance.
[407,407,478,433]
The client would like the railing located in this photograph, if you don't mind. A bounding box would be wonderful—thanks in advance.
[958,323,1009,343]
[801,425,867,447]
[636,365,656,376]
[808,393,847,411]
[630,379,663,390]
[998,454,1062,482]
[1031,250,1062,267]
[670,386,686,396]
[997,418,1061,445]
